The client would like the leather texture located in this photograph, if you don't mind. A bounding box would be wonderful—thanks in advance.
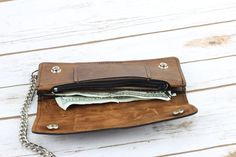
[32,57,198,134]
[36,57,186,93]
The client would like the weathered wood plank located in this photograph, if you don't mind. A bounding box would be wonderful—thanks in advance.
[1,85,236,157]
[0,20,236,88]
[163,144,236,157]
[0,0,236,54]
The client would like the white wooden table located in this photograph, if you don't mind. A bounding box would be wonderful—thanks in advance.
[1,0,236,156]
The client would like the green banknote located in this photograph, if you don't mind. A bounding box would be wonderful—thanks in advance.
[55,90,172,110]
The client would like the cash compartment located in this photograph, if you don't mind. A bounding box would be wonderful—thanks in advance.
[32,57,197,134]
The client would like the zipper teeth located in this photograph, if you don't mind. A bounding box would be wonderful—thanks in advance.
[54,83,169,93]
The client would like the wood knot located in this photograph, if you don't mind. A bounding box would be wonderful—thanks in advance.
[185,35,231,48]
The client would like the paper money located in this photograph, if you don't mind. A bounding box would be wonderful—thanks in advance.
[54,90,171,98]
[55,90,172,110]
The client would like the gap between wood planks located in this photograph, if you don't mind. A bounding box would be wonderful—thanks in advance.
[0,0,12,2]
[0,19,236,57]
[63,142,236,157]
[8,139,236,157]
[9,139,236,157]
[157,143,236,157]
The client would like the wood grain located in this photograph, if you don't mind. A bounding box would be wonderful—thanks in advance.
[1,0,236,54]
[1,0,236,156]
[0,21,236,88]
[1,85,236,157]
[161,144,236,157]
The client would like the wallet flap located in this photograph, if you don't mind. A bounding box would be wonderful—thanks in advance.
[37,57,186,94]
[32,93,197,134]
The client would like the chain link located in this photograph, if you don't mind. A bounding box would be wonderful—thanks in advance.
[19,70,56,157]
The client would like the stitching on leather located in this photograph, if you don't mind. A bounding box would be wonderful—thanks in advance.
[175,58,186,87]
[33,99,42,132]
[37,63,44,88]
[73,66,78,82]
[144,65,152,79]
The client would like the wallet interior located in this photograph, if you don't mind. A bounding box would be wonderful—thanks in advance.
[32,57,198,134]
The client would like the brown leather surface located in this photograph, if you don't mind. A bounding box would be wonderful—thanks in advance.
[32,57,197,134]
[32,94,197,134]
[37,57,186,93]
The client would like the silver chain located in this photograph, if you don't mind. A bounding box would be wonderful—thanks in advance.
[19,70,56,157]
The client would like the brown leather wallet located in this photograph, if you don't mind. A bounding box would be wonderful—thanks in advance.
[32,57,197,134]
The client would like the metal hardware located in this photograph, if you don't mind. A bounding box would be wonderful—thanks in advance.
[19,70,56,157]
[53,87,58,93]
[51,66,61,74]
[171,93,177,97]
[159,62,168,69]
[172,108,185,116]
[47,124,59,130]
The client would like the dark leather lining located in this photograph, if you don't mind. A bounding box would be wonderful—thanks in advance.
[52,77,170,93]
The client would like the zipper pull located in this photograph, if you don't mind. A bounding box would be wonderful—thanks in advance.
[164,90,176,98]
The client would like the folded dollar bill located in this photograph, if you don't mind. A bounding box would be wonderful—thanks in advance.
[55,90,173,110]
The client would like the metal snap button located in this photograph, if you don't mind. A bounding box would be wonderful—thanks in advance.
[172,108,185,116]
[51,66,61,74]
[158,62,168,69]
[46,124,59,130]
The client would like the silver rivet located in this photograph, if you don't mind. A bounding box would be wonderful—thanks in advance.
[172,108,185,116]
[46,124,59,130]
[53,87,58,93]
[51,66,61,74]
[171,93,177,97]
[159,62,168,70]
